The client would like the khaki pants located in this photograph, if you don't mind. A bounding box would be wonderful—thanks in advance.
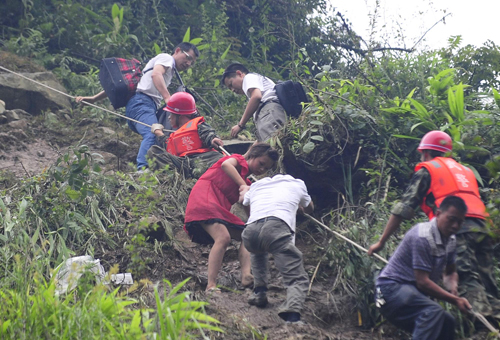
[255,102,287,141]
[242,217,309,315]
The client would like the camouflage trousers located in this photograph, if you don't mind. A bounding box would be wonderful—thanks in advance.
[146,145,223,179]
[456,232,500,318]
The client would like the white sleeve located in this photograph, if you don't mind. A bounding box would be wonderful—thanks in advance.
[298,182,312,207]
[242,190,252,206]
[154,54,174,71]
[242,74,264,99]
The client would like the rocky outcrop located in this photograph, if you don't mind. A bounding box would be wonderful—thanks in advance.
[0,72,71,115]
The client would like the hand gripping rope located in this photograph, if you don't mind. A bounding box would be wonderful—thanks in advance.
[0,65,175,133]
[2,64,499,336]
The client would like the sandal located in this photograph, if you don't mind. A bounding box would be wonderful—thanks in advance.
[206,287,222,293]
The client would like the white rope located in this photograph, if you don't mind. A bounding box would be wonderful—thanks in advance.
[305,214,389,264]
[0,65,174,132]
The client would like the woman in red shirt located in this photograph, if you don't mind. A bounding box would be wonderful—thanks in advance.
[184,143,278,292]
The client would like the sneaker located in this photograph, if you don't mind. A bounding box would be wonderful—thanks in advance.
[248,291,268,307]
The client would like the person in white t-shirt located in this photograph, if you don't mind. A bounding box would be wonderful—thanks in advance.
[239,174,314,324]
[222,63,287,141]
[76,42,199,171]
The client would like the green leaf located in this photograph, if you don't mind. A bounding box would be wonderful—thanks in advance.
[392,134,420,140]
[220,44,231,60]
[183,27,191,42]
[492,87,500,109]
[310,135,324,142]
[303,142,315,153]
[111,4,119,19]
[153,43,161,55]
[65,188,81,201]
[309,120,323,126]
[189,38,202,45]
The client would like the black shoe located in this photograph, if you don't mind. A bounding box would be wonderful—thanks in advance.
[248,291,268,307]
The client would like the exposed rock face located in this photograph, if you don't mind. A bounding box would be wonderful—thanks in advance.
[0,72,71,115]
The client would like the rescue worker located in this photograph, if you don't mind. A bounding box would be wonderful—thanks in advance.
[221,63,286,142]
[147,92,224,178]
[77,42,199,171]
[376,195,471,340]
[368,130,500,319]
[239,174,314,324]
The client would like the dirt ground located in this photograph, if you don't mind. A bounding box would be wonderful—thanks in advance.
[0,104,492,339]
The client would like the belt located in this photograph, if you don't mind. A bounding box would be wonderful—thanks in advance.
[256,99,280,117]
[254,216,283,224]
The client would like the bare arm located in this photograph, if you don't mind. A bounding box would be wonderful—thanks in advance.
[443,263,459,296]
[75,90,108,105]
[302,201,314,215]
[231,88,262,138]
[368,214,403,255]
[221,157,247,187]
[151,64,171,102]
[414,269,471,313]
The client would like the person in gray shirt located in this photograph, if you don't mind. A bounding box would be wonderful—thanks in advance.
[376,195,471,340]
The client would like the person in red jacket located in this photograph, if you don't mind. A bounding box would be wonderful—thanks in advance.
[368,130,500,319]
[147,92,224,178]
[184,143,278,292]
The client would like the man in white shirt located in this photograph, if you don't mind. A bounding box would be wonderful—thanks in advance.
[222,63,287,141]
[126,42,199,171]
[240,174,314,324]
[78,43,199,171]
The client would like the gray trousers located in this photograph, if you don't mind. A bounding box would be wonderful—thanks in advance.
[242,217,309,315]
[254,102,287,141]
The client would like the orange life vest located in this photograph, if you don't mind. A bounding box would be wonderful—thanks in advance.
[414,157,487,220]
[166,116,213,157]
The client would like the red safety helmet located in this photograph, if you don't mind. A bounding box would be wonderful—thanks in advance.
[164,92,197,115]
[417,130,453,153]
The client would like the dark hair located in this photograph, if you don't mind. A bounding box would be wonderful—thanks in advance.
[174,42,200,57]
[423,149,445,158]
[221,63,249,84]
[439,196,467,215]
[246,143,279,162]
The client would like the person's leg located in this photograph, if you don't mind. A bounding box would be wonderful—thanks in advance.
[202,222,232,291]
[254,102,287,142]
[272,239,309,319]
[474,233,500,318]
[125,93,158,170]
[228,226,252,287]
[242,222,268,288]
[456,233,494,317]
[379,283,455,340]
[255,219,308,320]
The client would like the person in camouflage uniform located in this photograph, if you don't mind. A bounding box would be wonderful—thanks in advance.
[368,131,500,320]
[147,92,223,179]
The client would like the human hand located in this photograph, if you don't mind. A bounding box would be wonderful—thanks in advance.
[455,297,472,313]
[367,241,385,256]
[231,125,242,138]
[238,185,250,203]
[151,123,164,134]
[211,138,224,149]
[75,96,94,105]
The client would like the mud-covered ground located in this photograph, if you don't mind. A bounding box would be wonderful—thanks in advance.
[0,100,492,339]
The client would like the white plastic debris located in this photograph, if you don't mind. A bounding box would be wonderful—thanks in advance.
[53,256,134,295]
[111,273,134,285]
[53,255,106,295]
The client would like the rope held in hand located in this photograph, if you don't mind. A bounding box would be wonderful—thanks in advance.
[304,214,500,336]
[304,213,389,264]
[0,65,174,133]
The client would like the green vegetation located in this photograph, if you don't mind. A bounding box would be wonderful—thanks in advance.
[1,0,500,338]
